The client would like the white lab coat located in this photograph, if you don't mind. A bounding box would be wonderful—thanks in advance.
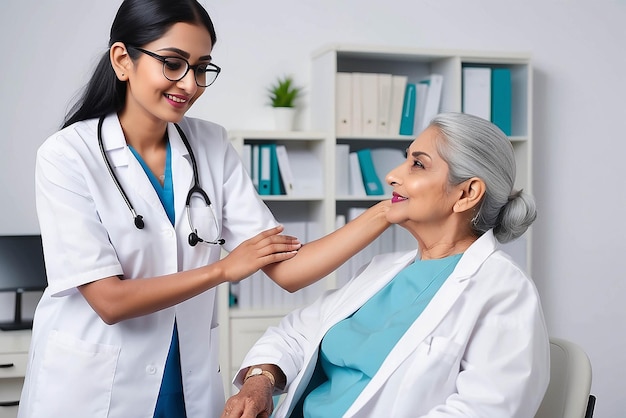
[236,231,550,418]
[19,114,277,418]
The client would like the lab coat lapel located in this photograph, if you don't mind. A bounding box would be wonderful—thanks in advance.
[99,115,176,222]
[167,123,194,229]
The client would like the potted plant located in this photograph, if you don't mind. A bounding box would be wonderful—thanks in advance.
[267,75,302,130]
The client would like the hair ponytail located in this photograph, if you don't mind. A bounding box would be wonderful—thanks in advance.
[62,52,125,129]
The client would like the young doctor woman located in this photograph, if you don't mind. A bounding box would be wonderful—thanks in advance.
[17,1,390,417]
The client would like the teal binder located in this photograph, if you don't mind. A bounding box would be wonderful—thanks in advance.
[269,143,283,195]
[491,68,512,136]
[357,149,385,195]
[399,84,416,136]
[258,144,272,195]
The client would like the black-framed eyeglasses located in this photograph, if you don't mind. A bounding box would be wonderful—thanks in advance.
[128,46,221,87]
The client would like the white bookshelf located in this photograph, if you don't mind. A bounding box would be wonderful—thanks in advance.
[218,45,533,396]
[311,44,533,271]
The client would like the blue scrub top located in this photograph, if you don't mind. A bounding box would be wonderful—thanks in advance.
[296,254,462,418]
[130,142,186,418]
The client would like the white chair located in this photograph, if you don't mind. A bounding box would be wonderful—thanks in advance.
[535,337,596,418]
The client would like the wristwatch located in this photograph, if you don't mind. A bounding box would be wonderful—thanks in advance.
[244,367,276,387]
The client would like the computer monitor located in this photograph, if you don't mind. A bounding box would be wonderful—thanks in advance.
[0,235,48,330]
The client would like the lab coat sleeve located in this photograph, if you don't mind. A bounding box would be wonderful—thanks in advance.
[421,259,550,418]
[234,287,339,389]
[35,132,123,297]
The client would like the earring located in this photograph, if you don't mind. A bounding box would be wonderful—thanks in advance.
[470,212,480,227]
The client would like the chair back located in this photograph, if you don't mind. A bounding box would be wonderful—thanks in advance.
[535,337,594,418]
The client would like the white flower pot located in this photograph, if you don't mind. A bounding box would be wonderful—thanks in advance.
[273,107,296,131]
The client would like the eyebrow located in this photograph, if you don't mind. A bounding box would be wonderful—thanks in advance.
[406,148,431,159]
[156,47,212,61]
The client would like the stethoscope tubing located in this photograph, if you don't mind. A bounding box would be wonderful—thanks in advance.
[97,115,223,245]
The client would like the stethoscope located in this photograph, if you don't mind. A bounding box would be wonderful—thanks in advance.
[97,116,225,246]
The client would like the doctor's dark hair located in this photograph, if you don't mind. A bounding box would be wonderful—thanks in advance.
[429,112,537,243]
[62,0,216,129]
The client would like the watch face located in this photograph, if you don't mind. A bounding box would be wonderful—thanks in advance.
[250,367,263,376]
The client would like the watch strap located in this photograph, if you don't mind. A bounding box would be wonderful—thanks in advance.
[244,367,276,386]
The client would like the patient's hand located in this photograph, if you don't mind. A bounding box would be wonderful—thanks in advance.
[221,375,274,418]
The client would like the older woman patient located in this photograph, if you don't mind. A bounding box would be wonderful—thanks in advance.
[223,112,550,418]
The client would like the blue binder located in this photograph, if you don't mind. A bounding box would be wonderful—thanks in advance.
[269,143,283,195]
[399,84,416,136]
[357,149,385,195]
[491,68,512,136]
[258,144,272,195]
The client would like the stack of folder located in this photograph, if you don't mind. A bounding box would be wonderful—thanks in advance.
[336,72,443,137]
[242,143,323,196]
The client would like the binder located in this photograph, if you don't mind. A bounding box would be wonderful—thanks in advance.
[377,73,393,135]
[360,73,379,136]
[399,83,416,136]
[462,67,492,120]
[348,152,367,196]
[351,73,364,136]
[389,75,408,135]
[420,74,444,131]
[269,143,282,195]
[288,149,323,196]
[335,144,351,197]
[491,68,512,135]
[258,144,271,195]
[413,82,429,136]
[356,148,385,195]
[275,145,295,195]
[335,73,353,136]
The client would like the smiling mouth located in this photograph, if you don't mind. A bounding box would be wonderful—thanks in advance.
[391,192,407,203]
[166,94,188,104]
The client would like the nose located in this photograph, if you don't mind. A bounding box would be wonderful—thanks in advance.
[177,68,199,94]
[386,163,402,186]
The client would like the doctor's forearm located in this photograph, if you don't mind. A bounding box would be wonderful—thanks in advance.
[78,265,230,324]
[263,200,391,292]
[79,226,301,324]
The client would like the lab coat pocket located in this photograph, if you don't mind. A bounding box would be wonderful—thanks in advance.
[31,330,120,418]
[394,336,463,414]
[426,335,463,363]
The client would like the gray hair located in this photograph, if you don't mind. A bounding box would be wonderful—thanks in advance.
[429,112,537,243]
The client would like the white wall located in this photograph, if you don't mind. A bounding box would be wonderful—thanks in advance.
[2,0,625,415]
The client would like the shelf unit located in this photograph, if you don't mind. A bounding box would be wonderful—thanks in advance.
[311,44,533,271]
[218,45,533,396]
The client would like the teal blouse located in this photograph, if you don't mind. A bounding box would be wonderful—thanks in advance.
[130,142,186,418]
[296,254,462,418]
